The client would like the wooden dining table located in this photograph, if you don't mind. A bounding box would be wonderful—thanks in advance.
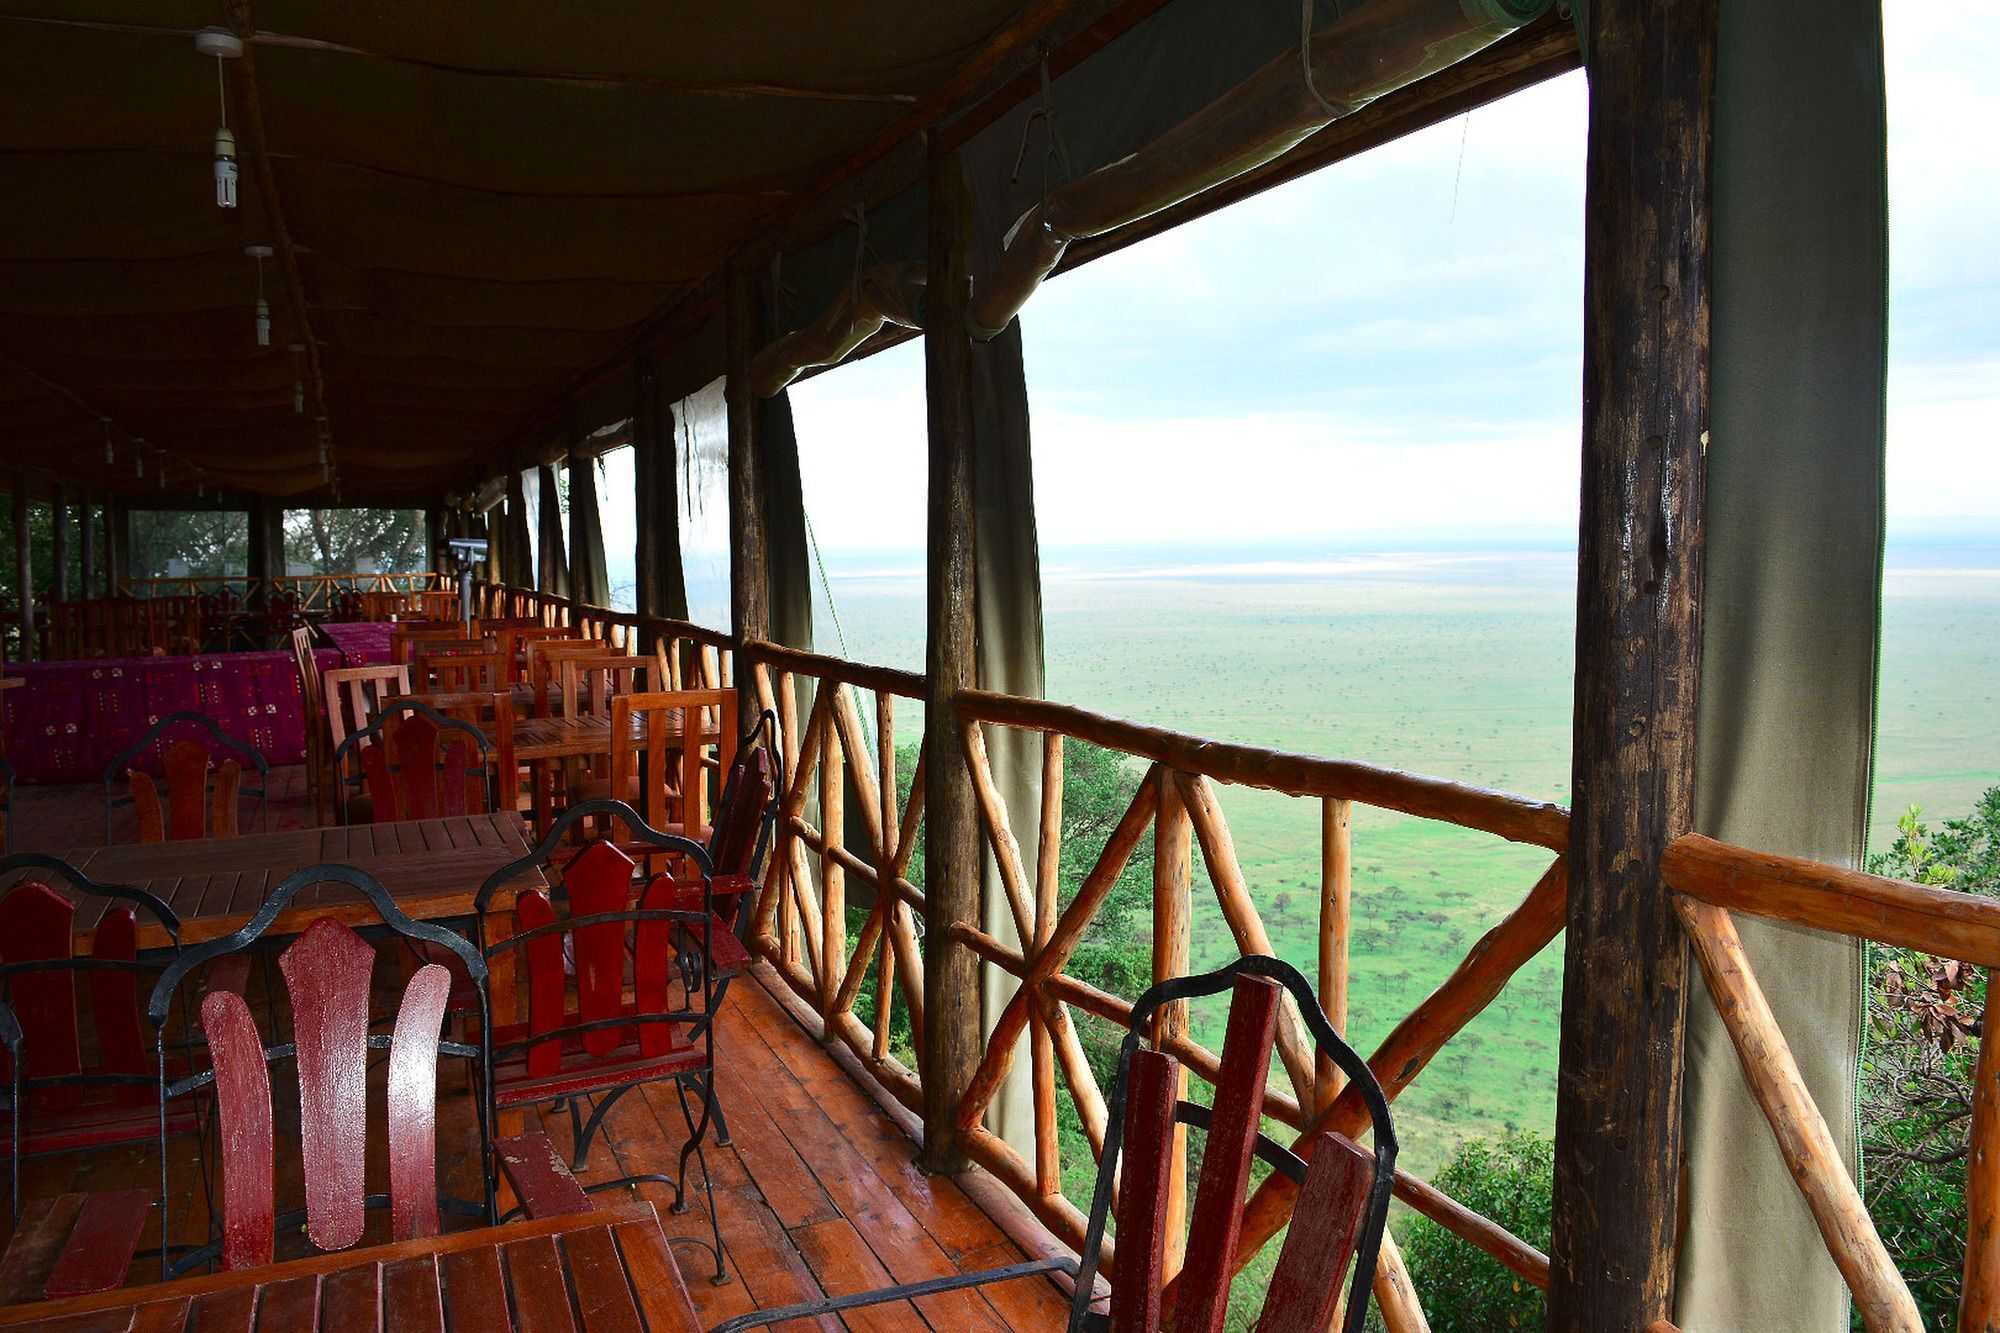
[0,1201,703,1330]
[12,812,537,952]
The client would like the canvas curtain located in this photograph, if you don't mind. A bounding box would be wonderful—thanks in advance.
[635,358,690,624]
[500,472,534,589]
[762,390,813,657]
[1677,2,1888,1328]
[568,450,610,609]
[535,462,570,598]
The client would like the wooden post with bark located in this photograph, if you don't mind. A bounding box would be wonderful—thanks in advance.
[78,492,96,603]
[49,484,69,606]
[1548,0,1715,1326]
[919,134,981,1175]
[12,480,32,660]
[726,265,770,729]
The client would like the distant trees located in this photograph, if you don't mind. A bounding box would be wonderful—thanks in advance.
[282,507,427,574]
[1402,1130,1553,1331]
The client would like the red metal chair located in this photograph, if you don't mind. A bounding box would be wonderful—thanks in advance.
[473,799,730,1282]
[102,712,271,843]
[330,698,496,824]
[712,956,1398,1332]
[0,854,231,1301]
[146,864,502,1278]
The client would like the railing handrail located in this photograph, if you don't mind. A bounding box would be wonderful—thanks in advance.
[1665,830,2000,968]
[958,687,1570,851]
[740,637,926,701]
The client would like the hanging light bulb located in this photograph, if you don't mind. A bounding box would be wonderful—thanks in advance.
[134,440,145,478]
[194,31,244,209]
[246,245,273,346]
[102,419,114,466]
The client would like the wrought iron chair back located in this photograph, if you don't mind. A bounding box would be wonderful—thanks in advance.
[101,711,270,843]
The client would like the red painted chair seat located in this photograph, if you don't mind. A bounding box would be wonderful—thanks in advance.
[484,1002,706,1108]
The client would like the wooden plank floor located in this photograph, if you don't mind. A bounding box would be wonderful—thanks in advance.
[0,774,1073,1330]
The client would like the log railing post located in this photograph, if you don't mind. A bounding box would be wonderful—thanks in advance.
[1965,984,2000,1330]
[49,484,69,607]
[1318,796,1353,1112]
[919,133,981,1175]
[1549,0,1714,1325]
[1152,766,1192,1280]
[726,264,770,733]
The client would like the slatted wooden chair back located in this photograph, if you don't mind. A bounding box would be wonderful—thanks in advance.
[290,625,331,823]
[388,625,472,667]
[0,856,181,1214]
[322,663,410,755]
[334,700,494,825]
[709,712,779,880]
[102,713,269,844]
[524,639,609,717]
[1074,959,1397,1333]
[501,624,576,683]
[607,688,737,845]
[148,866,493,1277]
[559,654,646,723]
[327,589,366,622]
[411,642,504,695]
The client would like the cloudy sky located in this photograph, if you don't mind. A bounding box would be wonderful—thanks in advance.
[786,7,1997,553]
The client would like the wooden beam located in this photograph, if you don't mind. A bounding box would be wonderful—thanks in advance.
[725,266,770,729]
[918,136,981,1176]
[1548,0,1714,1326]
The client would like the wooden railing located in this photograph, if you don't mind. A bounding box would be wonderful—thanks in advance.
[1662,835,1999,1331]
[470,582,734,688]
[470,578,1987,1327]
[945,689,1569,1323]
[115,571,451,610]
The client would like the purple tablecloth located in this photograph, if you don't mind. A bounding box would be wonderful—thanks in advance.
[0,649,339,784]
[318,620,395,667]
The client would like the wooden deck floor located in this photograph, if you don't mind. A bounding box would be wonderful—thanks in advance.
[0,774,1074,1330]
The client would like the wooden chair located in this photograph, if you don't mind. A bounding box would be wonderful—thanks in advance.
[144,865,519,1278]
[422,690,521,816]
[332,699,495,825]
[290,625,332,825]
[500,623,577,683]
[102,713,270,843]
[593,687,735,846]
[0,854,243,1302]
[473,802,728,1279]
[710,956,1398,1333]
[322,663,410,758]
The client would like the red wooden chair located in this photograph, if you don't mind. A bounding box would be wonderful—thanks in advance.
[330,698,496,824]
[711,956,1398,1333]
[101,712,270,843]
[144,864,517,1278]
[0,854,237,1302]
[473,799,730,1282]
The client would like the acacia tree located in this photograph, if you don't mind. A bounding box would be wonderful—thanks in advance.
[282,507,427,574]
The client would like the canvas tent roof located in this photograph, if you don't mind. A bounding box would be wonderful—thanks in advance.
[0,1,1071,504]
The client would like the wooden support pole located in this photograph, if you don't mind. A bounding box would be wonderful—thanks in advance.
[919,134,981,1176]
[1152,767,1192,1280]
[78,493,96,604]
[1549,0,1714,1326]
[1965,975,2000,1331]
[103,500,123,596]
[819,689,847,1024]
[49,484,68,606]
[725,265,770,729]
[1319,797,1353,1111]
[12,481,32,661]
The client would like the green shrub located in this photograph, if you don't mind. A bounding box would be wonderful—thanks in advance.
[1401,1130,1552,1331]
[1860,789,2000,1326]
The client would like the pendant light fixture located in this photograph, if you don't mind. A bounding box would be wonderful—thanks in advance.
[246,244,273,346]
[134,440,145,478]
[289,342,305,413]
[102,418,114,466]
[194,30,244,209]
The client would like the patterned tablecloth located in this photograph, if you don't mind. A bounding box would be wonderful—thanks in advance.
[0,649,339,784]
[317,619,395,666]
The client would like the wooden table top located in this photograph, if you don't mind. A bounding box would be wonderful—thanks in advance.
[12,811,537,950]
[0,1201,702,1330]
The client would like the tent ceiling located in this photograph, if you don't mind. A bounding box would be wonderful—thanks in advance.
[0,2,1041,503]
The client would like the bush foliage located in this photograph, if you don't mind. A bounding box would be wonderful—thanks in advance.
[1401,1130,1553,1331]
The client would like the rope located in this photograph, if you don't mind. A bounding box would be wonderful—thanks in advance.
[1300,0,1344,120]
[802,508,848,660]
